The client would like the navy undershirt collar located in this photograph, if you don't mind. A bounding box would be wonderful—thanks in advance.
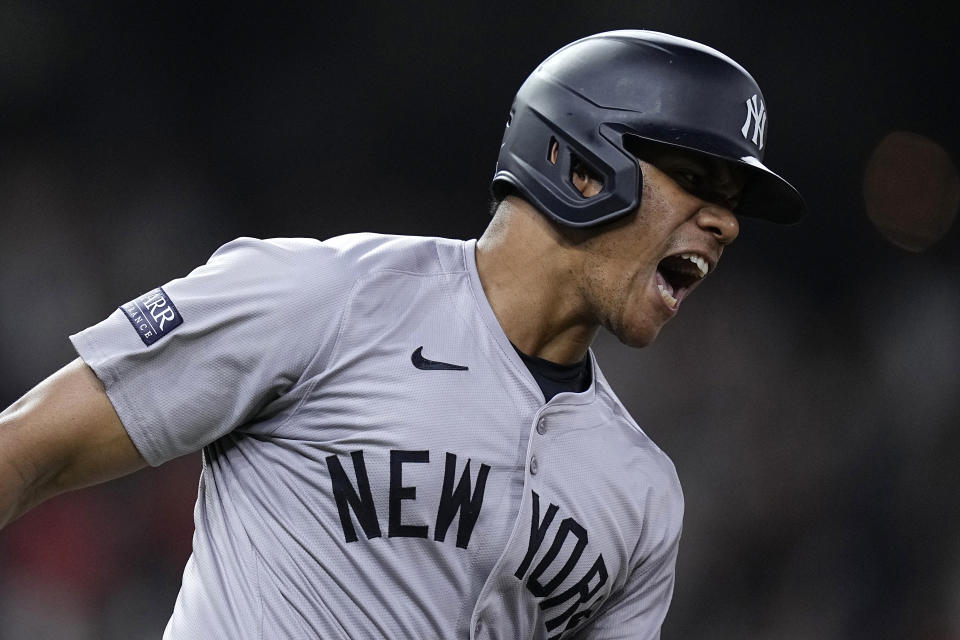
[512,344,592,402]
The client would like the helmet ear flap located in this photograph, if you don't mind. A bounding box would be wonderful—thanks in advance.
[492,98,641,227]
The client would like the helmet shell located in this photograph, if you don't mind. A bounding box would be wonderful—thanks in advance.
[492,30,805,225]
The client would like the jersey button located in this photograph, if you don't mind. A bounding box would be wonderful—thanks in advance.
[536,418,547,435]
[474,618,482,636]
[530,456,539,475]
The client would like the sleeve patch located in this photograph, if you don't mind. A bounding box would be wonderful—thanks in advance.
[120,287,184,346]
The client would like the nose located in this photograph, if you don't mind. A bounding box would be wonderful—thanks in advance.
[696,205,740,245]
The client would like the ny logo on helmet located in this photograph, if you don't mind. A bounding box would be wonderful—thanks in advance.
[741,94,766,150]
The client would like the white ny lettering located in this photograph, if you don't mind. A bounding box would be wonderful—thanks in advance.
[740,94,766,150]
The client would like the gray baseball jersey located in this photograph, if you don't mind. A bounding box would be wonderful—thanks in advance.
[70,234,683,639]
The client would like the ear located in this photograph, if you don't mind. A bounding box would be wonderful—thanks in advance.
[547,138,604,198]
[571,156,604,198]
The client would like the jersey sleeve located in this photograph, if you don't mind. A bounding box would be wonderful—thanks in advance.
[70,236,352,467]
[576,474,684,640]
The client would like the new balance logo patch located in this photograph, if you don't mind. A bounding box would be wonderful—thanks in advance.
[120,287,183,346]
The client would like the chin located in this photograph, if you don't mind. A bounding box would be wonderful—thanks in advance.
[610,320,662,349]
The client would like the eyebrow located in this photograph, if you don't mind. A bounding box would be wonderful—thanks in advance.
[623,136,745,199]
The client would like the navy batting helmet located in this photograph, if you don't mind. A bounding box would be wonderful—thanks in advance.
[491,30,805,226]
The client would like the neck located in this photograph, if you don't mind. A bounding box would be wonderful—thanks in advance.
[475,197,599,365]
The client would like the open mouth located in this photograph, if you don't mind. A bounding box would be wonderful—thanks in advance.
[655,252,709,309]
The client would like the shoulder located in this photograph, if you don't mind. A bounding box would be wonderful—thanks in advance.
[317,233,469,276]
[199,234,467,291]
[208,234,467,279]
[590,359,684,513]
[588,371,685,588]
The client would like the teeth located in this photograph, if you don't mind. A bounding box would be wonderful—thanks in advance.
[678,252,708,278]
[657,283,678,308]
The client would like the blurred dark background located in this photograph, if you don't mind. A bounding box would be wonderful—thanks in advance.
[1,1,958,638]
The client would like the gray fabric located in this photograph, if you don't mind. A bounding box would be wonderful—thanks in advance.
[70,234,683,639]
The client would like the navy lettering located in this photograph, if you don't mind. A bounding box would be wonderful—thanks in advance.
[528,518,588,597]
[325,448,493,549]
[326,451,382,542]
[512,490,611,638]
[389,450,430,538]
[434,453,491,548]
[515,490,559,580]
[543,554,608,636]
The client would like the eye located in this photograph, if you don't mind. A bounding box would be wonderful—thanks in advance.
[674,172,739,209]
[670,168,703,190]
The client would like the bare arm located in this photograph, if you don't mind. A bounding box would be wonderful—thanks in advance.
[0,358,147,528]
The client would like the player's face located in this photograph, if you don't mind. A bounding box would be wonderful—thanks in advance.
[572,148,742,348]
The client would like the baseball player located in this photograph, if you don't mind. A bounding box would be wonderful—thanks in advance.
[0,31,803,638]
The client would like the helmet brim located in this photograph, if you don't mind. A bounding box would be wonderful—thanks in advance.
[734,155,807,225]
[623,131,806,225]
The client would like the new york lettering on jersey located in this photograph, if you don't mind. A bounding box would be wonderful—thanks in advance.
[325,448,612,638]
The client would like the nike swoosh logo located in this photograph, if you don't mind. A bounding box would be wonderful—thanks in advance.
[411,346,469,371]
